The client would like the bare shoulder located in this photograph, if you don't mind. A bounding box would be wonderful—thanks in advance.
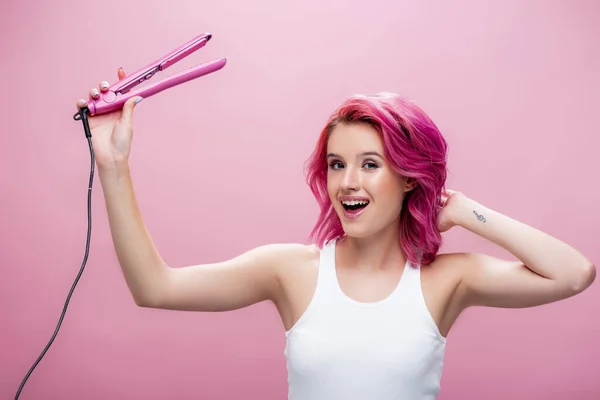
[256,242,320,273]
[271,242,321,286]
[244,242,318,267]
[245,241,321,296]
[419,252,476,337]
[267,242,320,262]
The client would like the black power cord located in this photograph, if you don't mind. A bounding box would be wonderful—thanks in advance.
[14,107,95,399]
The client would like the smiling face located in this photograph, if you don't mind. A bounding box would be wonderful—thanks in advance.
[326,122,416,239]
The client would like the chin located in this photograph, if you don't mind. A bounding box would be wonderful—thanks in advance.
[340,222,376,238]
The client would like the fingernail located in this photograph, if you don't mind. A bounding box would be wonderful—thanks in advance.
[101,82,108,89]
[135,97,143,104]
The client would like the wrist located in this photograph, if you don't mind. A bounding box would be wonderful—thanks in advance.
[451,195,484,228]
[97,160,131,180]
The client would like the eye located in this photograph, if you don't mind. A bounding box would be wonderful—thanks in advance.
[329,161,344,169]
[363,161,379,169]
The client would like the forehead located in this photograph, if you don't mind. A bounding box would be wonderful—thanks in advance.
[326,123,384,156]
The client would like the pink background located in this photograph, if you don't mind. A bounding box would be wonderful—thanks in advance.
[2,0,599,399]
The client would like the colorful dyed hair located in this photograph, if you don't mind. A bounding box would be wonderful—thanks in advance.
[304,92,448,266]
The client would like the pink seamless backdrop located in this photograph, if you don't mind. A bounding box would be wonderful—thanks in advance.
[2,0,599,399]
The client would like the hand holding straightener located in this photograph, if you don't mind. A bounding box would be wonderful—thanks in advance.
[74,32,226,171]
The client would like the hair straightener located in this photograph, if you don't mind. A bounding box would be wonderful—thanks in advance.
[77,32,226,117]
[15,32,227,400]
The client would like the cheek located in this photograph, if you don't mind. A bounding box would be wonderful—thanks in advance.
[368,174,407,215]
[369,172,406,199]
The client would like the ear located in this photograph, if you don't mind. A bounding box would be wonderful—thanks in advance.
[404,177,417,192]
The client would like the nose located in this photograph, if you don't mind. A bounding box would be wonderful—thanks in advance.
[341,166,360,191]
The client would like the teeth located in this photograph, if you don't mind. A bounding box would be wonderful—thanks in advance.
[341,200,369,206]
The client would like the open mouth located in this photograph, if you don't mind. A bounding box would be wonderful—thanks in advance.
[341,200,369,212]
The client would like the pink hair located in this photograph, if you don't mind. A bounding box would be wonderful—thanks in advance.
[304,93,448,266]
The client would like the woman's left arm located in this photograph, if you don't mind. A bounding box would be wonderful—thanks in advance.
[443,191,596,309]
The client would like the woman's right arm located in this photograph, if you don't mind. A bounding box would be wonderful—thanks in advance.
[99,157,291,312]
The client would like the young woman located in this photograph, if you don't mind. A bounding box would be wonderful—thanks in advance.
[76,68,595,399]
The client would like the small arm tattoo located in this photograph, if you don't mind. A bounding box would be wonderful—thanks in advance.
[473,210,487,223]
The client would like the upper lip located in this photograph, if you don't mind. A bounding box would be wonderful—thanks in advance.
[339,196,370,202]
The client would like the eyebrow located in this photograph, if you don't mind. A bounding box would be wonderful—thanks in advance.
[326,151,384,159]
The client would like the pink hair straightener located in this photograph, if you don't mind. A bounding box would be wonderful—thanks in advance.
[82,32,226,116]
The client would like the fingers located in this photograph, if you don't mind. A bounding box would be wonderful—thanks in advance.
[76,66,126,109]
[76,84,100,109]
[76,98,88,109]
[90,87,100,100]
[90,77,111,99]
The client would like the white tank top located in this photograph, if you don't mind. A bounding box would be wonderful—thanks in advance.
[284,238,446,399]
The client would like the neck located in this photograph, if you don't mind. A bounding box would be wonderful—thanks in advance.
[337,219,405,271]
